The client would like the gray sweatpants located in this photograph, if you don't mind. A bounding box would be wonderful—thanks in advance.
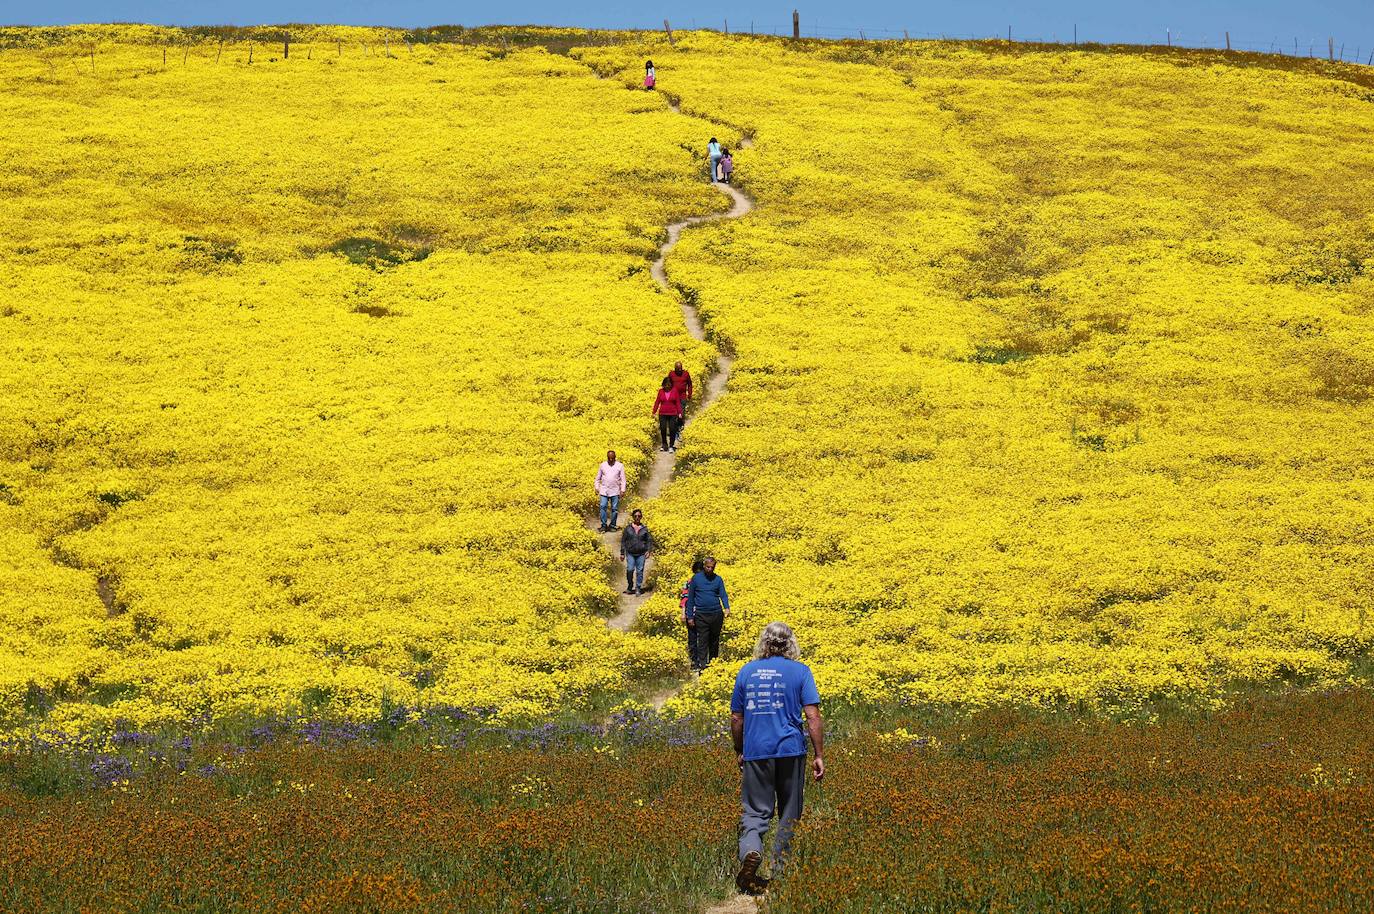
[739,754,806,870]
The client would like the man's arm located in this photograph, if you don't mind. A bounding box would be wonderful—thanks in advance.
[618,527,627,558]
[804,704,825,782]
[731,711,745,766]
[719,578,730,615]
[685,578,696,625]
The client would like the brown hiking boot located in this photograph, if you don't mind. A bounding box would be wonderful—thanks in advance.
[735,851,768,895]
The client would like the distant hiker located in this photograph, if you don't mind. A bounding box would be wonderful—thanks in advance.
[720,149,734,185]
[644,59,656,89]
[685,556,729,672]
[667,360,694,402]
[708,137,722,184]
[730,622,824,896]
[595,450,627,532]
[619,509,654,595]
[653,377,684,452]
[680,559,705,658]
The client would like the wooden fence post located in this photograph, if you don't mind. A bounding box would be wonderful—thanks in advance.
[248,43,253,64]
[1167,29,1171,48]
[793,10,800,39]
[1225,31,1230,51]
[183,43,189,65]
[904,29,909,40]
[162,46,166,67]
[859,29,866,40]
[284,35,290,59]
[1073,24,1077,46]
[1329,37,1334,61]
[217,39,223,62]
[1008,25,1012,43]
[664,19,674,45]
[724,19,728,34]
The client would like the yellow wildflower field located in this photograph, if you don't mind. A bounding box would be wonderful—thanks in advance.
[3,27,1372,731]
[0,30,718,732]
[579,36,1374,713]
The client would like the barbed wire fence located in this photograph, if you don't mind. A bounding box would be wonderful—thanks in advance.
[676,14,1374,67]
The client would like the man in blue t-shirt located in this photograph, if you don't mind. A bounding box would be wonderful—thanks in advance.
[729,621,824,895]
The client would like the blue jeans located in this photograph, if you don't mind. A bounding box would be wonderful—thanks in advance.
[625,552,646,589]
[709,154,721,183]
[599,494,620,528]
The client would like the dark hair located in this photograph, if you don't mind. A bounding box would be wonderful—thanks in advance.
[710,137,718,144]
[646,59,654,68]
[661,376,673,389]
[691,559,705,574]
[722,148,730,157]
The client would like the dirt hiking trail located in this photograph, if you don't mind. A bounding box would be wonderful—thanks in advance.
[586,138,753,634]
[585,88,762,914]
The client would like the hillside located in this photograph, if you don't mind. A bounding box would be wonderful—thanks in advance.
[2,27,1372,735]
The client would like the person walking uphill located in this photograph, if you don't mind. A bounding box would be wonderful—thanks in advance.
[707,137,722,184]
[652,377,683,452]
[730,622,824,896]
[619,509,654,595]
[595,450,627,532]
[685,557,729,672]
[644,59,656,90]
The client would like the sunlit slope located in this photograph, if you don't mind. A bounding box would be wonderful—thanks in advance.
[575,37,1374,712]
[4,28,1373,732]
[0,36,719,731]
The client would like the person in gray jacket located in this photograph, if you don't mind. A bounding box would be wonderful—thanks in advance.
[619,509,655,595]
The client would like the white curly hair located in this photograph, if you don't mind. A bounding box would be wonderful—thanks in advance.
[752,621,801,661]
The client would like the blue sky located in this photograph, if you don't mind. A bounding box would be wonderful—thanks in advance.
[3,1,1371,56]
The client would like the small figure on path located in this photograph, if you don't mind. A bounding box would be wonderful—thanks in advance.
[619,509,654,595]
[667,360,694,403]
[707,137,722,184]
[685,556,730,672]
[720,148,734,185]
[652,377,683,452]
[644,59,656,90]
[595,449,627,532]
[679,559,705,659]
[730,622,824,896]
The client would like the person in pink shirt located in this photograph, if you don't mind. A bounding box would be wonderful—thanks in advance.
[652,377,684,452]
[595,450,627,532]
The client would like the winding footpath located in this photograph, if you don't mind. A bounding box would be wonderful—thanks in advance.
[588,173,753,631]
[585,92,761,914]
[583,87,754,638]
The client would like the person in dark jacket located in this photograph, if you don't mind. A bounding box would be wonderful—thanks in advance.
[685,556,730,672]
[619,509,654,595]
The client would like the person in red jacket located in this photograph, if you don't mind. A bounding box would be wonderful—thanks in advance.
[652,377,684,452]
[667,361,694,403]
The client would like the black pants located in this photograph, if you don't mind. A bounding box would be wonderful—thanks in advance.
[691,611,724,670]
[658,414,681,449]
